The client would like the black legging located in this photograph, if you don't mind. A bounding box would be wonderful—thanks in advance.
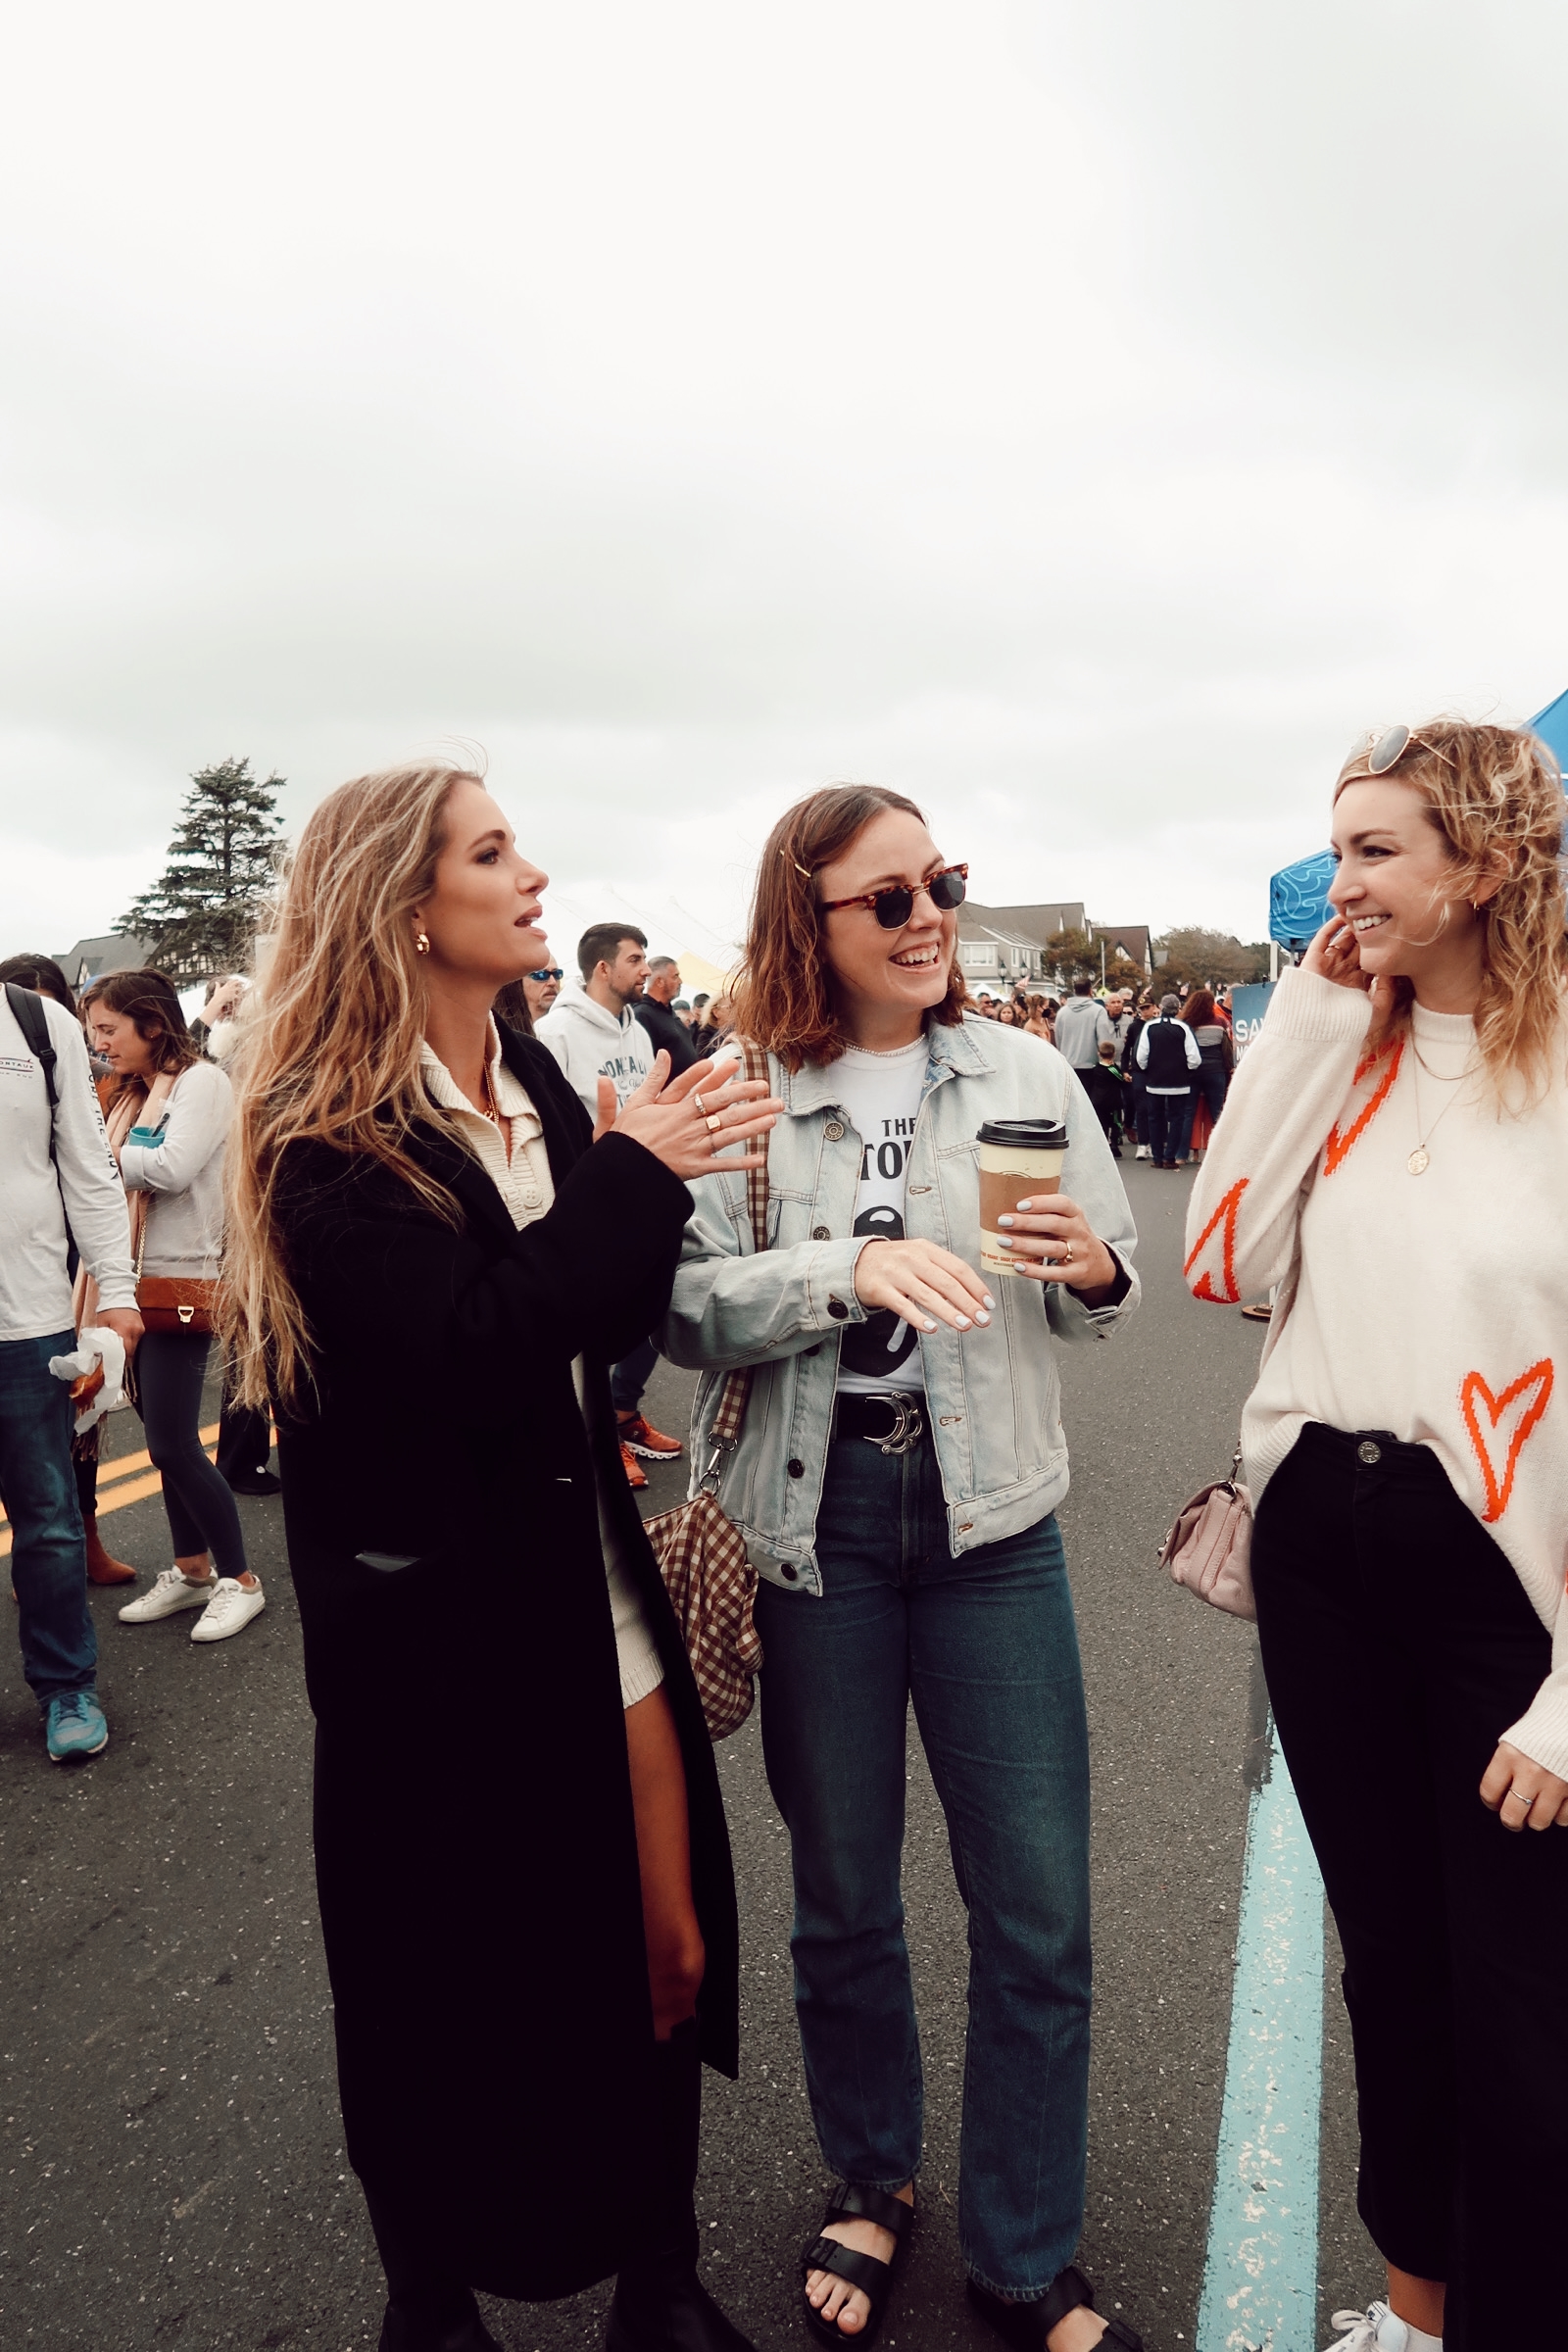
[137,1330,249,1576]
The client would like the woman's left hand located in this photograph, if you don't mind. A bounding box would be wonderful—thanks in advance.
[1480,1740,1568,1830]
[994,1193,1119,1296]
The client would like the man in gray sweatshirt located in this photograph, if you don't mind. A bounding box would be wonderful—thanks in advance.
[536,924,682,1486]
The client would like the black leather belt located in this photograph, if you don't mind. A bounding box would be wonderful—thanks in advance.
[832,1390,926,1455]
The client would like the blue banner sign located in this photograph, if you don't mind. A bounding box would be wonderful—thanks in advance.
[1231,982,1276,1063]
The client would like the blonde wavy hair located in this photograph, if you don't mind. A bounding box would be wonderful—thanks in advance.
[1333,717,1568,1101]
[222,762,478,1411]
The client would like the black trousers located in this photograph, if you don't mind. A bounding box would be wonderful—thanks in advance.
[1253,1423,1568,2346]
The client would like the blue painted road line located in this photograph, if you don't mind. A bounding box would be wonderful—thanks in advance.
[1197,1724,1325,2352]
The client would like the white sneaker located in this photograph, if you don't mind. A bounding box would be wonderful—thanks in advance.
[1325,2305,1433,2352]
[1135,1145,1152,1159]
[119,1566,219,1624]
[190,1578,267,1642]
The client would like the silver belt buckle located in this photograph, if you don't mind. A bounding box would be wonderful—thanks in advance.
[864,1392,923,1456]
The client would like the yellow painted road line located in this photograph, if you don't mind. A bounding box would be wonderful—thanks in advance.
[0,1422,273,1555]
[91,1423,223,1490]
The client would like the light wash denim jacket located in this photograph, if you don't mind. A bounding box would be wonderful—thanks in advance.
[661,1016,1140,1593]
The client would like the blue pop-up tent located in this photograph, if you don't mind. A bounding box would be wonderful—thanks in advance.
[1267,691,1568,949]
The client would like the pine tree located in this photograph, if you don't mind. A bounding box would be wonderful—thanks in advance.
[121,758,285,978]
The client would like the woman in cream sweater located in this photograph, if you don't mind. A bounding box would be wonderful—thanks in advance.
[1185,718,1568,2352]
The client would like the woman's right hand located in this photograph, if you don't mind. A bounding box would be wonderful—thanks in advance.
[1300,913,1402,1042]
[855,1238,994,1334]
[595,1053,783,1180]
[1301,914,1372,992]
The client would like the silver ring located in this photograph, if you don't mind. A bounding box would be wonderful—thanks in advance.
[1510,1787,1535,1805]
[692,1092,709,1118]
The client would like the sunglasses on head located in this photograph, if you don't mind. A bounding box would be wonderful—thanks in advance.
[530,966,564,983]
[817,862,969,930]
[1345,724,1452,780]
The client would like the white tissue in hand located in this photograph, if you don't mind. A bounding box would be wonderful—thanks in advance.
[48,1328,128,1433]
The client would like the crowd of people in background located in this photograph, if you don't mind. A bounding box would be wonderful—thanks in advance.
[961,974,1238,1168]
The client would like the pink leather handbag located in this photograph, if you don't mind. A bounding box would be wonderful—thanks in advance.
[1157,1447,1255,1621]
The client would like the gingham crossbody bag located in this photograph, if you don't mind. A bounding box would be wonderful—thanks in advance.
[644,1041,770,1740]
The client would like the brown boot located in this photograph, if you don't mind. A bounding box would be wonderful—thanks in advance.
[84,1512,137,1586]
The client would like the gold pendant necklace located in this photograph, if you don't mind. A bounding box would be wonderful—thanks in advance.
[1407,1043,1472,1175]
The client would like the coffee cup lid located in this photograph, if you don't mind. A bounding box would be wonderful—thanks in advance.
[976,1119,1068,1151]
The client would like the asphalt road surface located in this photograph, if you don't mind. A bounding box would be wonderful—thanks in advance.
[0,1158,1377,2351]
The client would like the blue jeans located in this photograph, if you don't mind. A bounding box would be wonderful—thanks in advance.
[1146,1089,1194,1163]
[610,1334,659,1416]
[755,1422,1092,2298]
[0,1332,98,1705]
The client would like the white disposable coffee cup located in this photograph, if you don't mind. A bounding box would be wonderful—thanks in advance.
[977,1119,1069,1277]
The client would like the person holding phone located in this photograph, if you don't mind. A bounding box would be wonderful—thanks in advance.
[222,760,781,2352]
[1186,718,1568,2352]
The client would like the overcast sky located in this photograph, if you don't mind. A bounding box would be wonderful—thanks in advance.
[4,0,1566,963]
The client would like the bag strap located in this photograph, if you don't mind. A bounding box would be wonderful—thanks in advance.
[6,981,59,1117]
[701,1037,772,1475]
[7,980,79,1278]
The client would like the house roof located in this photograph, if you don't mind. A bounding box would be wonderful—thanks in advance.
[1088,921,1152,969]
[969,901,1087,947]
[955,906,1047,954]
[53,934,154,988]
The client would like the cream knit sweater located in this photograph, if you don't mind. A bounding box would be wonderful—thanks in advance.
[1186,963,1568,1778]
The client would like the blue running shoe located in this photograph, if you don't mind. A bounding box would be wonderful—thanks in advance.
[46,1690,109,1763]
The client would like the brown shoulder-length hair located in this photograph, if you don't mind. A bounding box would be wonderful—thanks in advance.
[1181,988,1216,1026]
[731,785,965,1071]
[80,968,200,1095]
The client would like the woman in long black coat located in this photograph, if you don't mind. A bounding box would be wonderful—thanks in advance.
[223,762,780,2352]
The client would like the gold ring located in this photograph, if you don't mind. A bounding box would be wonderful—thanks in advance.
[705,1112,724,1134]
[693,1092,709,1117]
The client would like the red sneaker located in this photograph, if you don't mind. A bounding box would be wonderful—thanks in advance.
[617,1413,683,1461]
[620,1442,649,1491]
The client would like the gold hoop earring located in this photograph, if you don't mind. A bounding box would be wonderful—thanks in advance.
[415,931,430,956]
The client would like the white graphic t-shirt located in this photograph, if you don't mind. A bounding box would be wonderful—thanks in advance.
[831,1037,929,1396]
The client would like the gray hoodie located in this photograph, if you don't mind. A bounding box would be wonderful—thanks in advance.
[535,981,655,1118]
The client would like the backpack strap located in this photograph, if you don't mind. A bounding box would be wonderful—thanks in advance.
[6,981,59,1117]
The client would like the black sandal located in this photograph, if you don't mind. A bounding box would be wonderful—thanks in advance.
[966,2264,1145,2350]
[801,2181,913,2348]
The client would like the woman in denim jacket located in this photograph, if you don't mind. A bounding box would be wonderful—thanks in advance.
[663,787,1145,2352]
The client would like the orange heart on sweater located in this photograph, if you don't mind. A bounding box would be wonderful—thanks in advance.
[1459,1361,1554,1523]
[1323,1040,1402,1176]
[1184,1178,1249,1304]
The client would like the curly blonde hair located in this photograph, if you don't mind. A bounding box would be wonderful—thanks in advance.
[1334,717,1568,1101]
[221,763,477,1411]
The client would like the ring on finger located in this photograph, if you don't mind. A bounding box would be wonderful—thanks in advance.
[705,1111,724,1134]
[1509,1787,1535,1806]
[692,1092,709,1117]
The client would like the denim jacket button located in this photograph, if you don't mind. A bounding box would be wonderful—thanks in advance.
[787,1458,805,1478]
[823,1121,845,1142]
[812,1225,831,1240]
[827,1297,849,1320]
[780,1562,799,1582]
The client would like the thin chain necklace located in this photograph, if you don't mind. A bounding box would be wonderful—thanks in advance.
[1407,1039,1473,1176]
